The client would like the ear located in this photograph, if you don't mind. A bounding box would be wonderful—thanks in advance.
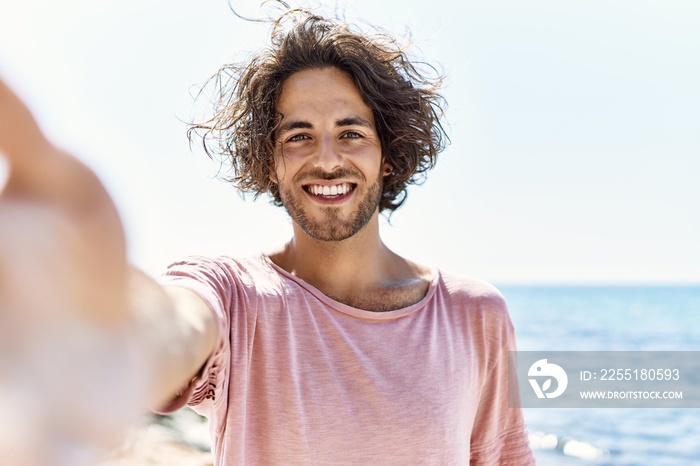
[382,163,394,177]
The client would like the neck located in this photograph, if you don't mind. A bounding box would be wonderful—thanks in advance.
[272,212,389,291]
[268,212,432,312]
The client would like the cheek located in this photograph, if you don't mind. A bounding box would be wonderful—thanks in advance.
[358,154,385,178]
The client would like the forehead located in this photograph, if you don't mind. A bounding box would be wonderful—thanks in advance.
[276,67,373,119]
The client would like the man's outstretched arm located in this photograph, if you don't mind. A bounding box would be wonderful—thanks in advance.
[0,77,217,464]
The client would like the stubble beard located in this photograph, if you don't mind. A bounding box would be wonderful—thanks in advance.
[278,171,383,242]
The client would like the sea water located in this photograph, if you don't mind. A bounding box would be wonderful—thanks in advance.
[499,284,700,465]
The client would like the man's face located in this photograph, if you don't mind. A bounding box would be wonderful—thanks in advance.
[273,67,385,242]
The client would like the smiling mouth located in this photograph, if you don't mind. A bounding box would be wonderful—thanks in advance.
[303,182,356,199]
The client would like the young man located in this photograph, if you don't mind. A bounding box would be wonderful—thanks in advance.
[0,7,534,466]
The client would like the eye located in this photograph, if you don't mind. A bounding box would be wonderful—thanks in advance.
[341,131,362,139]
[287,134,309,142]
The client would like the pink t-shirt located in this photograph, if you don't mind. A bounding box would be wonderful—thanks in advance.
[159,254,534,465]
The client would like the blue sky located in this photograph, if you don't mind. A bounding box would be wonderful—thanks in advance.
[1,0,698,283]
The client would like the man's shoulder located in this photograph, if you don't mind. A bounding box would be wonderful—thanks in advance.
[162,253,280,288]
[435,269,515,336]
[437,269,505,305]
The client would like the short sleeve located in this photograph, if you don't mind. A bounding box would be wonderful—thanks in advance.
[155,256,235,416]
[469,294,535,465]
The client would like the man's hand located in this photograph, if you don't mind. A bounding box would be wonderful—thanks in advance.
[0,77,128,324]
[0,78,140,465]
[0,78,219,466]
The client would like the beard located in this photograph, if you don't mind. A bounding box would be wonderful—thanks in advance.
[278,168,383,242]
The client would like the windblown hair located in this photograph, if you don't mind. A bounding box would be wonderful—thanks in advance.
[189,6,448,213]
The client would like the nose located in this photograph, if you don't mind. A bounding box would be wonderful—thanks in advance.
[313,134,342,172]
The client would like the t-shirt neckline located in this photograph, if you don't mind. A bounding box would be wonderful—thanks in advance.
[260,254,440,321]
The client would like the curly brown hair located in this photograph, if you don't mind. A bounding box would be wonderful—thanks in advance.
[188,6,448,213]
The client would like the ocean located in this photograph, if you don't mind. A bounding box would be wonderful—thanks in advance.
[499,284,700,466]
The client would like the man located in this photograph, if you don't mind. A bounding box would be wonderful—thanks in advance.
[0,7,534,466]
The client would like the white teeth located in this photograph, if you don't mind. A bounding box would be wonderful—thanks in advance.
[308,183,351,197]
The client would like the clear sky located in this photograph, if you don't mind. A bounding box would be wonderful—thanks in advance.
[1,0,698,283]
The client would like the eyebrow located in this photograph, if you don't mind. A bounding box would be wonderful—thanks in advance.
[276,115,373,135]
[336,116,373,128]
[277,120,313,134]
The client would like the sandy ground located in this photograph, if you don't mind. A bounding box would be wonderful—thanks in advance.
[100,409,213,466]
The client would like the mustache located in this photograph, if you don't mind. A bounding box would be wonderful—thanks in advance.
[295,167,360,183]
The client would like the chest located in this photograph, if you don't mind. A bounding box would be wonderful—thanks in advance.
[327,280,431,312]
[240,301,485,461]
